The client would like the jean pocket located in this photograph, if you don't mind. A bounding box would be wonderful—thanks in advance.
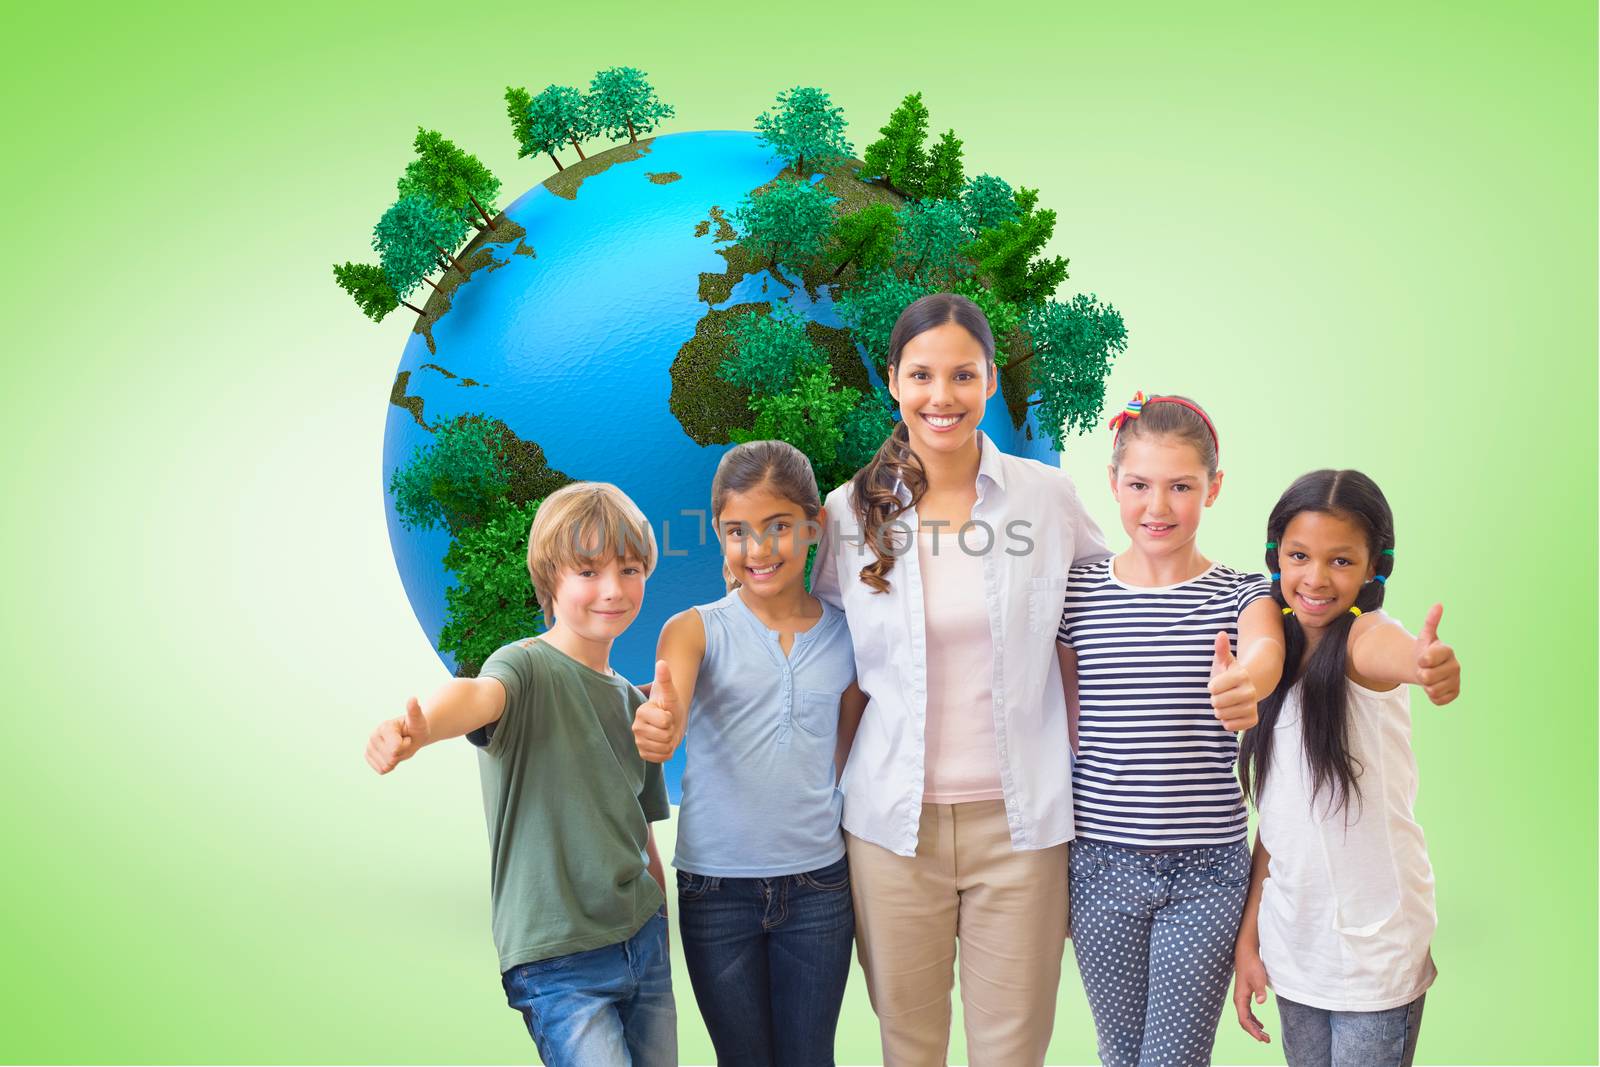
[1069,843,1105,883]
[1208,842,1252,888]
[676,871,717,900]
[796,856,850,892]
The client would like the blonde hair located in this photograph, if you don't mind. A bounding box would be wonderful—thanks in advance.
[525,482,657,622]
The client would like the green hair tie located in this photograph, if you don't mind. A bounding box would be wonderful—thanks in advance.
[1265,541,1277,549]
[1382,549,1395,556]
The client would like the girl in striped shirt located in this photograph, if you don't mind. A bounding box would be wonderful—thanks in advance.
[1056,392,1285,1067]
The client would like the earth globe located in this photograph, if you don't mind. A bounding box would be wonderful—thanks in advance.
[382,130,1064,795]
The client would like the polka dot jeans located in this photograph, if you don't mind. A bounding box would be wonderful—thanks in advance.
[1069,838,1251,1067]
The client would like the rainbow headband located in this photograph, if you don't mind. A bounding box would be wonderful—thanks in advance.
[1108,390,1220,457]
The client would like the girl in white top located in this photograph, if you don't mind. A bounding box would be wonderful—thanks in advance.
[811,292,1109,1066]
[1232,469,1463,1067]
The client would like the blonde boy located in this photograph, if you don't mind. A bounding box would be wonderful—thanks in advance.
[365,482,675,1067]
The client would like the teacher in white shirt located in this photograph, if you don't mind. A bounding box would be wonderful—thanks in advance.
[812,293,1110,1066]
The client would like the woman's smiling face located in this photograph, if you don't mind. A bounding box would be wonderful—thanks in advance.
[888,320,996,458]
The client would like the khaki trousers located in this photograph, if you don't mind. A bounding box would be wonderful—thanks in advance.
[846,801,1069,1067]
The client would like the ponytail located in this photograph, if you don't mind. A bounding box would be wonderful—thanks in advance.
[849,421,927,593]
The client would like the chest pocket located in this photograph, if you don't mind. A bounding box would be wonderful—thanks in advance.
[1026,576,1070,636]
[795,688,839,737]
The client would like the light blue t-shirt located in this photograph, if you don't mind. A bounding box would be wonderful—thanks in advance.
[673,589,856,877]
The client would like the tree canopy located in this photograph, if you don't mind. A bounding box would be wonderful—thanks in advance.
[333,261,408,321]
[952,278,1023,364]
[1019,294,1128,449]
[828,203,899,279]
[960,173,1020,235]
[398,128,499,230]
[373,194,470,298]
[529,85,592,165]
[438,497,546,675]
[923,129,965,200]
[733,179,835,276]
[834,269,935,377]
[388,414,512,534]
[754,86,853,176]
[734,363,861,487]
[861,92,930,197]
[719,305,826,398]
[892,198,969,286]
[833,389,895,486]
[504,87,539,160]
[587,66,673,143]
[965,191,1069,306]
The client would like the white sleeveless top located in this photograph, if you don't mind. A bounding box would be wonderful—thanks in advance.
[1256,678,1438,1012]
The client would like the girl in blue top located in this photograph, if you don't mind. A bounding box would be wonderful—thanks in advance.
[632,439,865,1067]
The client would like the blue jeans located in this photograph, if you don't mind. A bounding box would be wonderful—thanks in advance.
[1277,993,1426,1067]
[1069,838,1251,1067]
[677,855,855,1067]
[500,912,676,1067]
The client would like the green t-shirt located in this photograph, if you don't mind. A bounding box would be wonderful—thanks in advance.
[475,638,670,971]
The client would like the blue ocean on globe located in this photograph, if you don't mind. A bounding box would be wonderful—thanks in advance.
[382,129,1058,796]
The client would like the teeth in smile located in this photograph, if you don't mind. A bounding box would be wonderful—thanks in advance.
[924,414,962,428]
[748,563,780,575]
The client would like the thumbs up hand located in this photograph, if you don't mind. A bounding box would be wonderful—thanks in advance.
[366,697,431,774]
[633,660,683,763]
[1414,603,1460,706]
[1208,630,1260,732]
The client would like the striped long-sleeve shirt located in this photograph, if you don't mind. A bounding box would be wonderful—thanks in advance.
[1057,559,1270,849]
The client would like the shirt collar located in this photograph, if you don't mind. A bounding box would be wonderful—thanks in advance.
[889,430,1006,504]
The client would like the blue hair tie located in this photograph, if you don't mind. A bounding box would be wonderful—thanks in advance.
[1270,572,1280,581]
[1373,574,1386,584]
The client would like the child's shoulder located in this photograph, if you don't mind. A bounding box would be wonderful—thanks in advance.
[1209,563,1271,589]
[480,635,563,686]
[1066,556,1114,588]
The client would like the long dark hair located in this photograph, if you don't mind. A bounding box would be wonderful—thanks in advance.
[1239,469,1395,817]
[849,292,996,593]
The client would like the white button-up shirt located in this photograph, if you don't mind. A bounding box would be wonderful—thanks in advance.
[812,432,1112,856]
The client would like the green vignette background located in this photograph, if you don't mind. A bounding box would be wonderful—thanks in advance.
[1,0,1593,1062]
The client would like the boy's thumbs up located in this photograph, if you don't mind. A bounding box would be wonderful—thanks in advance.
[633,661,682,764]
[1415,603,1460,706]
[366,696,430,775]
[403,697,428,738]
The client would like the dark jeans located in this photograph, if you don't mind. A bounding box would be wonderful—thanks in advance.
[1278,993,1426,1067]
[500,911,676,1067]
[677,855,855,1067]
